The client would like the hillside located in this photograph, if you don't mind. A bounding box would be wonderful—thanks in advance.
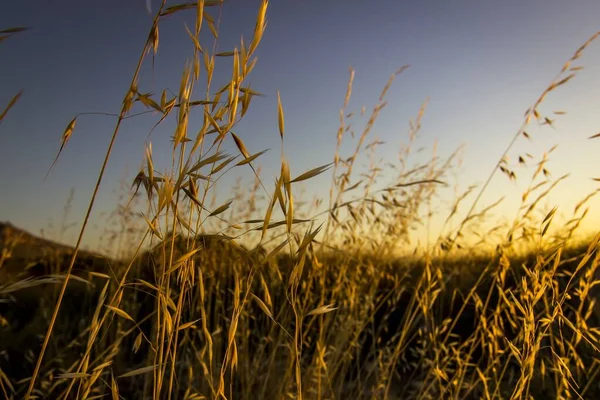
[0,221,108,281]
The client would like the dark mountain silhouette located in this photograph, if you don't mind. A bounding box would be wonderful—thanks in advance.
[0,221,107,281]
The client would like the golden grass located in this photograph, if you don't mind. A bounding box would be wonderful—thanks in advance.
[2,1,600,399]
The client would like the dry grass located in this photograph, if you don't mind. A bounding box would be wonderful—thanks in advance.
[2,2,600,399]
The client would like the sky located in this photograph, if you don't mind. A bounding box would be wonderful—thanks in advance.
[1,0,600,252]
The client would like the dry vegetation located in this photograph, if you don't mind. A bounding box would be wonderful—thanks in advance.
[2,1,600,399]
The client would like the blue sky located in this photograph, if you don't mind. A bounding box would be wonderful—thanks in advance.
[2,0,600,251]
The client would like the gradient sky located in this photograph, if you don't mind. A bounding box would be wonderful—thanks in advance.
[2,0,600,251]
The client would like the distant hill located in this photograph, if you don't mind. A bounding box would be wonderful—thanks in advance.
[0,221,107,280]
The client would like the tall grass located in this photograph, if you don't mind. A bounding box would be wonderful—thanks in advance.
[2,1,600,399]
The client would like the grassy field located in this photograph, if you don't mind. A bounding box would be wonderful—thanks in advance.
[2,1,600,399]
